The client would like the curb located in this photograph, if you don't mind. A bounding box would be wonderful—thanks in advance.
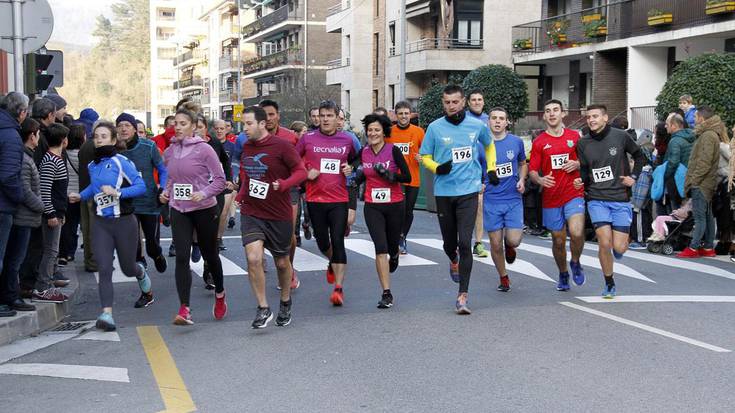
[0,266,81,346]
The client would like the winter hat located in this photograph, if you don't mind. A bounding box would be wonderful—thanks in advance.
[79,108,99,123]
[46,94,67,110]
[116,112,136,127]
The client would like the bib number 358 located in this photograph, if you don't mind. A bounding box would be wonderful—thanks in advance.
[173,184,193,201]
[452,146,472,163]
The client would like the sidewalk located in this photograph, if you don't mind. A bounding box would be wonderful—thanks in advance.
[0,267,80,346]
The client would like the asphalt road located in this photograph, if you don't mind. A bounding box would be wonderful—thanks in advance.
[1,204,735,412]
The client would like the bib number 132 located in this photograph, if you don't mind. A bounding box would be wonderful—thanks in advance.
[452,146,472,163]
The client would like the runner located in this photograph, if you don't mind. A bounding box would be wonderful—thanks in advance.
[465,90,490,258]
[385,101,424,255]
[575,104,645,298]
[68,121,152,331]
[213,119,237,251]
[260,99,301,290]
[528,99,587,292]
[115,113,168,273]
[237,106,306,328]
[159,109,227,325]
[295,100,357,306]
[483,107,527,292]
[356,114,411,308]
[337,109,362,236]
[419,85,497,314]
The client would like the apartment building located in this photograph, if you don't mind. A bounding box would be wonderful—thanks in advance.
[326,0,540,128]
[240,0,340,124]
[149,0,179,131]
[512,0,735,128]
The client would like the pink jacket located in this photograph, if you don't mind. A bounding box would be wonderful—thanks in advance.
[163,136,226,213]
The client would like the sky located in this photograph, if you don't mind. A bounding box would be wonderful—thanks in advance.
[48,0,118,47]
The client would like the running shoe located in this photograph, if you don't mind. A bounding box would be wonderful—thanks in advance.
[134,292,154,308]
[213,292,227,320]
[154,254,167,273]
[276,299,292,326]
[325,264,335,284]
[602,284,616,299]
[137,259,148,269]
[389,254,399,273]
[698,248,716,257]
[290,270,300,290]
[629,242,647,250]
[556,272,570,291]
[191,244,202,263]
[473,242,489,258]
[676,247,700,258]
[455,293,471,315]
[730,253,735,263]
[203,266,215,290]
[174,305,194,325]
[57,257,67,267]
[539,231,552,240]
[136,263,151,294]
[227,216,236,229]
[377,291,393,309]
[504,245,517,264]
[613,250,625,260]
[251,306,273,329]
[52,271,70,288]
[218,238,227,251]
[96,312,116,332]
[296,236,302,247]
[449,258,460,283]
[302,223,312,240]
[497,275,511,292]
[32,288,68,303]
[569,260,585,286]
[399,237,408,255]
[330,287,344,306]
[168,243,176,257]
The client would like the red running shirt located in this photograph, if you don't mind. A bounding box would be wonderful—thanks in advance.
[272,126,299,146]
[295,130,356,203]
[528,128,584,208]
[361,144,405,204]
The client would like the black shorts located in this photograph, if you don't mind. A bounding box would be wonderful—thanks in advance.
[290,187,300,205]
[348,186,358,210]
[241,215,293,257]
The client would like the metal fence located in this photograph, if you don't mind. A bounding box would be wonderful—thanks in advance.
[630,106,659,129]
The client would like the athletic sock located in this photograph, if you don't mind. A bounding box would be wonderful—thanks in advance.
[604,274,615,287]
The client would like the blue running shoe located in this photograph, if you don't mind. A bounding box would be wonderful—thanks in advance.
[191,243,202,263]
[602,284,616,299]
[96,312,116,331]
[569,260,585,286]
[136,263,151,294]
[556,272,570,291]
[613,250,624,260]
[449,258,460,283]
[399,237,408,255]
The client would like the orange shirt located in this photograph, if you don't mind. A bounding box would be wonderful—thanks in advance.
[386,123,425,187]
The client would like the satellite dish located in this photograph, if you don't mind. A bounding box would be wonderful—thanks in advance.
[0,0,55,54]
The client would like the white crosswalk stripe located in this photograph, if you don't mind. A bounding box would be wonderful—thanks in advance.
[264,247,329,271]
[190,255,246,277]
[345,239,437,266]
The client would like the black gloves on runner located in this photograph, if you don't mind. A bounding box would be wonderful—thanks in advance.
[435,160,453,175]
[373,163,395,182]
[487,170,500,186]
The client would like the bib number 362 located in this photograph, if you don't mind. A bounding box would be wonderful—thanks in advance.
[173,184,193,201]
[371,188,390,203]
[592,166,614,183]
[248,179,269,200]
[320,158,340,174]
[452,146,472,163]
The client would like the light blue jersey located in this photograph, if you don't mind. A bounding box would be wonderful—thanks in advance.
[420,115,491,197]
[484,134,526,202]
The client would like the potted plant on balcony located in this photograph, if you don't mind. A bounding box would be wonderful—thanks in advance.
[513,38,533,50]
[583,17,607,38]
[581,12,602,24]
[706,0,735,15]
[647,9,673,26]
[546,19,569,46]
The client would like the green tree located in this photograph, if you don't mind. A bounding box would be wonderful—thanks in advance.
[655,53,735,127]
[416,73,466,129]
[462,64,528,121]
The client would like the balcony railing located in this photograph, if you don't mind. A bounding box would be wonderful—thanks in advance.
[219,55,238,70]
[201,94,211,105]
[512,0,735,55]
[327,0,350,16]
[326,57,350,69]
[242,48,304,75]
[219,89,239,103]
[404,38,483,54]
[173,77,203,89]
[242,5,303,38]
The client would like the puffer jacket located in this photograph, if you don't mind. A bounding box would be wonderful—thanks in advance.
[684,116,723,201]
[663,128,696,180]
[13,148,44,227]
[0,109,24,213]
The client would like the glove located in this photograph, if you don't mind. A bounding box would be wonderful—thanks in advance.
[435,160,453,175]
[487,170,500,186]
[373,163,395,182]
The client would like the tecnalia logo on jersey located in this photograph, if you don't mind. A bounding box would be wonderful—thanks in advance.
[313,146,346,154]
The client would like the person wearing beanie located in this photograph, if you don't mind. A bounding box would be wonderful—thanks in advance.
[46,94,67,123]
[78,108,99,140]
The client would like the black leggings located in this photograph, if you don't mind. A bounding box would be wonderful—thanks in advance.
[402,186,419,238]
[435,193,478,293]
[170,206,224,305]
[307,202,348,264]
[365,201,404,255]
[136,214,162,261]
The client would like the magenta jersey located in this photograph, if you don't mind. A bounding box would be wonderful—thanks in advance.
[295,129,356,203]
[361,143,404,204]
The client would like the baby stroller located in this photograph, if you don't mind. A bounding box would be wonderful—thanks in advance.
[647,213,695,255]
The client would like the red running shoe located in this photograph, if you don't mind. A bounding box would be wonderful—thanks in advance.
[330,287,344,306]
[326,264,335,284]
[291,270,301,290]
[676,247,700,258]
[174,305,193,325]
[698,248,716,257]
[213,292,227,320]
[504,245,517,264]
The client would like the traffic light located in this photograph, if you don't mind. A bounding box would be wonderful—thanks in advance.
[34,53,54,91]
[24,50,62,95]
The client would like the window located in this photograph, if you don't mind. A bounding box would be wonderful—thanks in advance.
[345,90,350,111]
[389,85,395,109]
[457,19,482,46]
[549,0,571,17]
[389,22,396,47]
[157,8,175,20]
[157,47,176,59]
[375,0,379,17]
[345,34,351,61]
[373,90,378,108]
[373,33,379,76]
[159,107,173,118]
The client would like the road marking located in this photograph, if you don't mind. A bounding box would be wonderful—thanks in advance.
[345,239,437,266]
[584,244,735,281]
[137,326,196,413]
[190,255,246,277]
[0,363,129,382]
[74,330,121,342]
[576,295,735,304]
[95,255,135,284]
[0,334,72,364]
[559,301,731,353]
[517,244,655,283]
[410,238,554,282]
[265,247,329,271]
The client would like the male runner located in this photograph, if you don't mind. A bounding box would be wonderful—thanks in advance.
[464,90,491,258]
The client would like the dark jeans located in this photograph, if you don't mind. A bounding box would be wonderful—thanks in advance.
[689,188,715,249]
[80,200,97,270]
[1,226,32,304]
[0,213,14,290]
[60,201,81,259]
[435,193,477,294]
[630,206,653,244]
[19,227,42,291]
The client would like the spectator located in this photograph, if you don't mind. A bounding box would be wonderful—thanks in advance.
[713,123,732,255]
[77,108,99,140]
[678,94,697,128]
[59,124,85,266]
[46,94,67,124]
[0,92,29,317]
[30,97,57,165]
[136,120,148,139]
[647,199,692,242]
[78,126,98,272]
[653,121,671,216]
[1,117,43,312]
[678,106,723,258]
[663,113,695,210]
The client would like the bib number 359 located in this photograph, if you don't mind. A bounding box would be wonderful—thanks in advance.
[452,146,472,163]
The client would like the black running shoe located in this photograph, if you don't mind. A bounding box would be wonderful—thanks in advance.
[168,243,176,257]
[377,292,393,309]
[302,223,312,240]
[389,254,399,273]
[276,299,292,326]
[251,306,273,329]
[154,255,167,273]
[134,292,154,308]
[227,216,235,229]
[218,238,227,251]
[203,267,215,290]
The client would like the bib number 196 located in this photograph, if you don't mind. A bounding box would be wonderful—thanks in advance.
[452,146,472,163]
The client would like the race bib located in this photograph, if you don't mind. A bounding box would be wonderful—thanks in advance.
[550,153,569,170]
[94,192,118,214]
[496,162,513,179]
[371,188,391,203]
[248,179,269,200]
[320,158,340,174]
[173,183,193,201]
[395,143,410,156]
[592,166,614,183]
[451,146,473,163]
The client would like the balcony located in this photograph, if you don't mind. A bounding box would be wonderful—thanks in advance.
[242,48,304,78]
[512,0,735,56]
[219,54,238,71]
[241,4,304,43]
[173,50,204,68]
[201,94,211,105]
[326,57,351,85]
[390,38,485,73]
[173,77,204,90]
[326,0,350,33]
[219,89,239,103]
